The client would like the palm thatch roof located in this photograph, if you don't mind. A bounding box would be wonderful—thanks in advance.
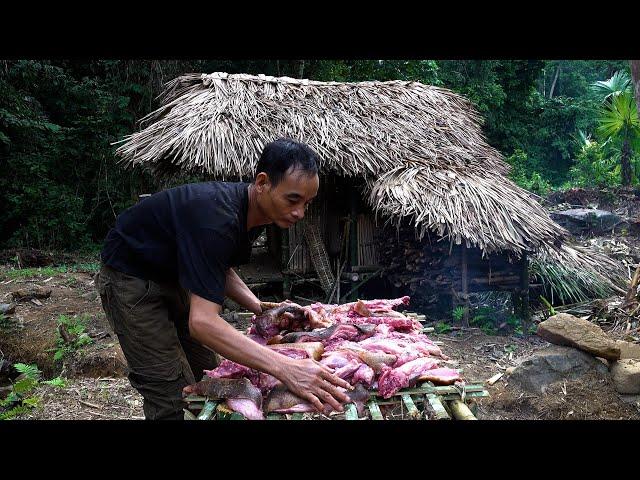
[531,244,628,304]
[114,72,567,256]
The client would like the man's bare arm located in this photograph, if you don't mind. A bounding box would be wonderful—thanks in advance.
[224,268,262,315]
[188,292,351,412]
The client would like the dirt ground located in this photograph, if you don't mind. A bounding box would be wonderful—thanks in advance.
[3,264,639,420]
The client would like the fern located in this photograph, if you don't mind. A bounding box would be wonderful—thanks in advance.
[452,306,466,322]
[0,405,31,420]
[434,321,452,334]
[13,363,41,380]
[43,377,66,388]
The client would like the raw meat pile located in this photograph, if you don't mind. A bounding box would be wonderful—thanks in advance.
[183,296,462,420]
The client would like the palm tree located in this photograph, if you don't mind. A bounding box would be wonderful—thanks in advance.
[591,71,640,186]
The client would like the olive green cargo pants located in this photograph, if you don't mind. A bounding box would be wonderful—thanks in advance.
[96,264,219,420]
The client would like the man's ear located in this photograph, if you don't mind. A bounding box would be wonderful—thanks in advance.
[254,172,270,193]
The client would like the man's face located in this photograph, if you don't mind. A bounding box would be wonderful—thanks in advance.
[256,167,319,228]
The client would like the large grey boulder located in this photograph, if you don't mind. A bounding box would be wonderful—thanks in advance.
[610,359,640,394]
[508,345,608,393]
[550,208,621,235]
[537,313,620,361]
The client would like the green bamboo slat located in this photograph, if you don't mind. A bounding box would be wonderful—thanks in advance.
[344,403,359,420]
[184,395,207,402]
[367,400,384,420]
[401,394,421,419]
[267,413,284,420]
[290,413,304,420]
[441,391,489,401]
[184,409,198,420]
[425,393,451,420]
[197,400,218,420]
[372,383,485,398]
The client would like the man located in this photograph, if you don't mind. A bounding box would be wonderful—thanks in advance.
[96,138,351,420]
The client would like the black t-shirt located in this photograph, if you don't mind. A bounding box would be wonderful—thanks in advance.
[101,181,263,305]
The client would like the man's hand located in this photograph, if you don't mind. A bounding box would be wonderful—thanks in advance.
[276,358,353,413]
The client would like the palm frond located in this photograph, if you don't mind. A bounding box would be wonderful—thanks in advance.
[591,70,632,102]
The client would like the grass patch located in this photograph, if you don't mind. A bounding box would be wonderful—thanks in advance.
[0,262,100,280]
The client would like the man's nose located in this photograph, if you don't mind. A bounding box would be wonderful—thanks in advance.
[292,208,304,220]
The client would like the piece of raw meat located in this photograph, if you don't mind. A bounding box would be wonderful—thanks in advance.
[264,383,370,417]
[377,357,441,398]
[182,377,264,419]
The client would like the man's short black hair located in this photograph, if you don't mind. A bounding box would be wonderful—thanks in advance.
[255,138,319,187]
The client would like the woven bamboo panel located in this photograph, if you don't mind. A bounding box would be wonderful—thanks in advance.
[357,214,380,266]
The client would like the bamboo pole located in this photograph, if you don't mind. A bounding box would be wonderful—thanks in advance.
[448,399,477,420]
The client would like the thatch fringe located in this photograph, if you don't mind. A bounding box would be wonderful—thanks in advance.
[531,244,628,304]
[114,72,565,255]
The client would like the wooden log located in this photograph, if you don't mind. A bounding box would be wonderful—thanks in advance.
[448,399,477,420]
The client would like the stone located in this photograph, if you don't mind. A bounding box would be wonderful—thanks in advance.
[610,359,640,394]
[537,313,620,360]
[615,340,640,359]
[508,345,609,393]
[550,208,621,235]
[0,303,16,315]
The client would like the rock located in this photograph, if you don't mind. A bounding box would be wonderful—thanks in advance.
[616,340,640,359]
[550,208,622,235]
[508,345,609,393]
[0,303,17,315]
[505,366,516,375]
[11,286,52,301]
[610,359,640,394]
[537,313,620,360]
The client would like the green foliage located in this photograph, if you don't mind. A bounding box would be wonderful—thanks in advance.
[51,314,93,362]
[0,59,636,251]
[0,362,58,420]
[507,149,553,195]
[539,296,557,316]
[13,363,41,379]
[451,306,466,322]
[1,262,100,280]
[42,377,66,388]
[0,313,15,330]
[434,321,452,334]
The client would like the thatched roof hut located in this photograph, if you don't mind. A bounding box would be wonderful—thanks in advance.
[114,72,627,307]
[115,72,566,257]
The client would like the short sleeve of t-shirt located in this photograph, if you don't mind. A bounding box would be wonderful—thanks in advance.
[176,226,238,306]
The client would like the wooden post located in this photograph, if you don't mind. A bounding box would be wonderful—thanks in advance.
[348,190,359,301]
[513,253,531,335]
[461,246,469,327]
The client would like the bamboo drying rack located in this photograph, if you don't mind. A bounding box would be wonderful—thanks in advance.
[183,313,488,420]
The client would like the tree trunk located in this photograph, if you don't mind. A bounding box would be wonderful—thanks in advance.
[621,135,632,186]
[630,60,640,113]
[298,60,305,79]
[548,64,561,98]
